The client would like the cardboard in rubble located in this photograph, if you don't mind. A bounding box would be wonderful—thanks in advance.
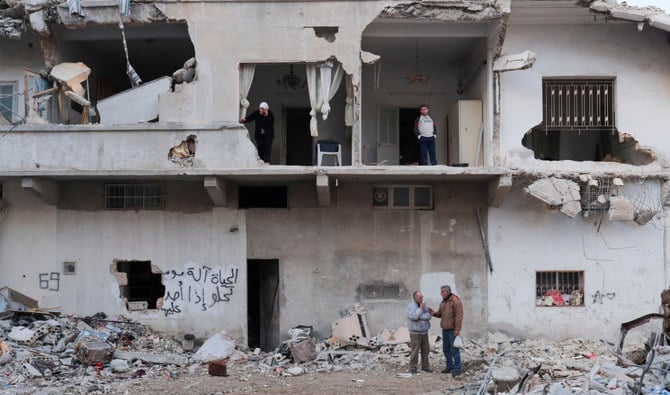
[290,338,317,363]
[0,287,39,312]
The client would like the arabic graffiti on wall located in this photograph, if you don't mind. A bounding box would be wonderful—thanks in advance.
[160,265,239,316]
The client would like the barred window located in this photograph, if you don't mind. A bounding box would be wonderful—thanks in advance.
[536,271,584,307]
[543,79,614,130]
[105,184,165,209]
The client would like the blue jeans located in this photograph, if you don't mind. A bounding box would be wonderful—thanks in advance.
[442,329,461,372]
[419,136,437,165]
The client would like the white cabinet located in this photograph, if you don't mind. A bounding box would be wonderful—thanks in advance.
[447,100,483,166]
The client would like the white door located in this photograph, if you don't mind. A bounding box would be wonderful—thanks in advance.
[377,108,399,165]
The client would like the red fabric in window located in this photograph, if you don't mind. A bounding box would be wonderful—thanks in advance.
[544,289,565,306]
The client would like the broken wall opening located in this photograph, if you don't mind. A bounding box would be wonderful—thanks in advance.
[45,22,195,123]
[521,127,654,165]
[114,260,165,310]
[521,78,654,165]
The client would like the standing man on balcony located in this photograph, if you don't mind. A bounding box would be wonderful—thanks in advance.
[414,104,437,165]
[240,101,275,164]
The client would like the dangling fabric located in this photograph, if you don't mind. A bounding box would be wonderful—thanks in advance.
[239,64,256,119]
[67,0,84,17]
[306,64,319,137]
[305,60,344,137]
[119,21,142,87]
[118,0,131,16]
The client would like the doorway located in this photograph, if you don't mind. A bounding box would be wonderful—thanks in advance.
[247,259,280,351]
[285,108,312,165]
[399,108,420,165]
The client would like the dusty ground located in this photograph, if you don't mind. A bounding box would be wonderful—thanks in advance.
[134,368,470,395]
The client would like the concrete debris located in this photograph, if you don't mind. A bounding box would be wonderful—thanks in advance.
[0,286,39,312]
[634,210,656,226]
[172,57,197,85]
[380,0,508,22]
[608,196,635,221]
[524,178,581,218]
[96,76,172,124]
[586,0,670,33]
[3,305,670,394]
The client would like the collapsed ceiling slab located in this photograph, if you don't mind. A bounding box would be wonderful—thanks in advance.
[580,0,670,32]
[380,0,510,21]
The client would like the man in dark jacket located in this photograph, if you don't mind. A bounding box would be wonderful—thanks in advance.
[429,285,463,377]
[240,101,274,164]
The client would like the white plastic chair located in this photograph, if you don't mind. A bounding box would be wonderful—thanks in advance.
[317,140,342,166]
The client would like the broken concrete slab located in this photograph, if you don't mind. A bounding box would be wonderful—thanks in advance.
[97,76,171,124]
[608,196,635,221]
[523,178,582,218]
[493,50,537,72]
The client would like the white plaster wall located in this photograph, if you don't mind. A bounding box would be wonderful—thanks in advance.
[0,33,47,122]
[488,181,665,341]
[156,1,386,124]
[246,182,490,340]
[499,22,670,166]
[0,181,248,339]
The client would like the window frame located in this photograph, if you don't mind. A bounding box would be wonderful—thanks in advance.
[104,183,166,210]
[535,270,585,307]
[542,78,615,131]
[372,185,433,210]
[0,81,18,123]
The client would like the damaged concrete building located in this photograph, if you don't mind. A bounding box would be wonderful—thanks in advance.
[0,0,668,350]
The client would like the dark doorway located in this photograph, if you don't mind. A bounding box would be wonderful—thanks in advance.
[247,259,280,351]
[399,108,420,165]
[285,108,313,165]
[239,186,288,208]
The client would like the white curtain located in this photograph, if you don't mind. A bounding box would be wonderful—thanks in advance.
[319,61,344,121]
[306,64,319,136]
[239,64,256,119]
[345,74,353,127]
[305,60,344,137]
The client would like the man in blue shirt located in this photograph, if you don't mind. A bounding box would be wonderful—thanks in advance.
[407,290,433,373]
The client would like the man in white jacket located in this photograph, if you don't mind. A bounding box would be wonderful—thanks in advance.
[407,290,433,373]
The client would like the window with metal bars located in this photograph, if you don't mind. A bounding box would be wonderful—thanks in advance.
[536,271,584,307]
[0,82,17,123]
[542,79,614,130]
[105,183,165,209]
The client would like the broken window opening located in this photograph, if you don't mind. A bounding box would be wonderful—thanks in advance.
[536,271,584,307]
[372,185,432,209]
[104,183,165,210]
[311,26,339,43]
[522,78,654,165]
[239,186,288,209]
[115,260,165,310]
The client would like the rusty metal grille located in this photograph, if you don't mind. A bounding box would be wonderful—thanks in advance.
[543,79,614,129]
[105,183,165,209]
[581,178,612,214]
[536,271,583,298]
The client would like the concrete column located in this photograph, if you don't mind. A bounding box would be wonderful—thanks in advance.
[316,174,332,207]
[488,175,512,208]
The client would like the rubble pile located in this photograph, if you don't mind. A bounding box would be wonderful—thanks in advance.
[2,306,670,394]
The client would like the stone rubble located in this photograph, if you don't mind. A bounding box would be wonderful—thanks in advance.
[1,311,670,394]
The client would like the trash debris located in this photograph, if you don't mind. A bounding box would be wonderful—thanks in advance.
[191,330,236,363]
